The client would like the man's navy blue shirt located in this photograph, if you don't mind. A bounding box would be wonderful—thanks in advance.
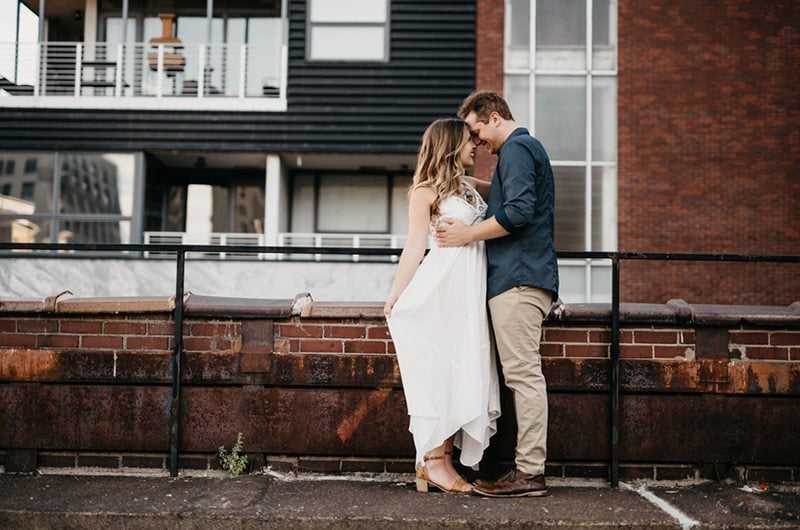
[485,128,559,301]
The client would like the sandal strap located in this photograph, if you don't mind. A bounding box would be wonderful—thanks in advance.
[449,478,468,492]
[423,454,446,462]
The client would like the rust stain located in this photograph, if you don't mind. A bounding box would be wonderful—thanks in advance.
[0,349,60,380]
[335,390,390,443]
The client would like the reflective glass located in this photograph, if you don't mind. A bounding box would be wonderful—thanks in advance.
[58,220,131,244]
[505,74,530,129]
[536,0,586,47]
[535,77,586,160]
[593,0,617,70]
[309,27,386,61]
[509,0,530,46]
[592,76,617,161]
[390,176,412,234]
[59,153,136,216]
[0,218,50,244]
[0,153,55,214]
[232,184,265,233]
[317,175,388,232]
[310,0,387,23]
[290,174,315,233]
[591,166,616,251]
[553,166,586,251]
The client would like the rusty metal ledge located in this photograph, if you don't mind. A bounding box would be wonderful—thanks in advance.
[0,291,175,314]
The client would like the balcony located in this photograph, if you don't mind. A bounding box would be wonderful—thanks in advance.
[0,40,287,111]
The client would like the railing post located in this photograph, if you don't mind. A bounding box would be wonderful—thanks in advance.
[239,44,247,98]
[156,44,164,98]
[115,43,123,97]
[610,255,620,487]
[197,45,206,98]
[169,248,186,477]
[74,43,82,97]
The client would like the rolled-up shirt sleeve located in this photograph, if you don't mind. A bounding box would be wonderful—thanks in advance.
[495,141,537,232]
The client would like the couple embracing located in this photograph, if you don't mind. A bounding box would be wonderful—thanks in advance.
[385,90,559,497]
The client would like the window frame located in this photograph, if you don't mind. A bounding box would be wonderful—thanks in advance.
[305,0,391,63]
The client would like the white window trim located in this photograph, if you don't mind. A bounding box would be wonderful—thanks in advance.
[305,0,390,62]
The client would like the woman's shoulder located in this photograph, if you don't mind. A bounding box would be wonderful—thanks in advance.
[409,183,438,205]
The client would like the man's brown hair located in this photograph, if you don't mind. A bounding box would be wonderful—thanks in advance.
[457,90,514,122]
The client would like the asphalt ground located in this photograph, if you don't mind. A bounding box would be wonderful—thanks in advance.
[0,470,798,529]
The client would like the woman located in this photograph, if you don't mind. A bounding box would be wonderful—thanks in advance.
[385,118,500,494]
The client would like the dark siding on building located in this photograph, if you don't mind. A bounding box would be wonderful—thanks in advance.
[0,0,475,154]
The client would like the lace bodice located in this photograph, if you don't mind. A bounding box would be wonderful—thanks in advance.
[430,181,487,232]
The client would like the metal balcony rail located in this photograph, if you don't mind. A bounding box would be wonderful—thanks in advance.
[0,41,286,109]
[143,232,408,262]
[1,241,799,486]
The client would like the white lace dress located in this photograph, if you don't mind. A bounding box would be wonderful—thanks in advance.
[387,183,501,467]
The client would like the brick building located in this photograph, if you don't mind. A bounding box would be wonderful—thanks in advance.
[475,0,799,305]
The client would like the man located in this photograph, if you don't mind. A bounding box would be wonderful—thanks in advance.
[436,90,558,497]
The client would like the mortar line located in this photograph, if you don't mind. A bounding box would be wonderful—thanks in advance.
[621,482,700,529]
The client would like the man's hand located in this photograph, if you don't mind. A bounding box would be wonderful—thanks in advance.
[435,218,472,248]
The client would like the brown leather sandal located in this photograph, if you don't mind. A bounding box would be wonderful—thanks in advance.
[415,455,472,494]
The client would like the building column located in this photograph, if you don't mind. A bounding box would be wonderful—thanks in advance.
[264,154,282,252]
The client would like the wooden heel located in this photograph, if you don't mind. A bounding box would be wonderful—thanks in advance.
[415,478,429,492]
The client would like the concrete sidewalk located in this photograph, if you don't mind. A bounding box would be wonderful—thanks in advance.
[1,471,798,529]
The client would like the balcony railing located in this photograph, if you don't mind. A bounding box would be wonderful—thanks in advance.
[0,41,287,111]
[144,232,406,262]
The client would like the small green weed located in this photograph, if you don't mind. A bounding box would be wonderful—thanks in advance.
[217,432,249,476]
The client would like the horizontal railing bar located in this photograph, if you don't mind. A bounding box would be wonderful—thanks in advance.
[0,243,798,263]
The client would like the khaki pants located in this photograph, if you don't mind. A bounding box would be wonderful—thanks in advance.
[488,286,552,476]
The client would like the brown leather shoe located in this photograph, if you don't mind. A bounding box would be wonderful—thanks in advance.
[472,469,548,497]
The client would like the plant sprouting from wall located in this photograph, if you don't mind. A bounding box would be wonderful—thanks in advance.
[218,432,249,476]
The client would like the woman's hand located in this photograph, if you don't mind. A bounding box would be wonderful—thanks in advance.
[384,294,398,319]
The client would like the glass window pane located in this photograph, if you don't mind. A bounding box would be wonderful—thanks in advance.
[554,166,585,251]
[509,0,530,46]
[505,74,530,129]
[317,175,388,232]
[590,260,612,302]
[59,154,136,216]
[592,76,616,161]
[184,184,230,234]
[58,220,131,244]
[0,219,50,243]
[0,153,55,214]
[593,0,617,70]
[233,184,265,233]
[310,0,387,23]
[390,176,412,234]
[557,263,587,303]
[247,18,283,96]
[536,0,586,47]
[290,174,315,233]
[591,166,616,251]
[535,76,586,160]
[310,27,386,61]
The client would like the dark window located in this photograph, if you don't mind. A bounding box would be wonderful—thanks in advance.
[5,160,15,174]
[21,182,35,199]
[1,183,11,195]
[24,158,37,173]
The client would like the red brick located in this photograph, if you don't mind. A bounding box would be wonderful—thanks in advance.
[589,330,612,344]
[37,335,79,348]
[190,322,231,337]
[633,330,679,344]
[745,347,789,361]
[298,458,340,472]
[78,455,120,469]
[729,331,769,345]
[81,335,123,349]
[18,320,58,333]
[0,334,37,347]
[148,321,175,335]
[104,321,147,335]
[565,344,608,358]
[791,348,800,361]
[61,320,103,333]
[620,345,653,359]
[654,345,693,359]
[340,459,385,473]
[387,341,396,354]
[273,338,290,353]
[126,336,170,350]
[325,325,366,339]
[0,320,16,332]
[367,326,392,340]
[771,332,800,346]
[544,329,588,343]
[620,331,634,344]
[540,342,564,357]
[344,340,387,354]
[183,337,213,351]
[122,455,165,469]
[299,339,344,353]
[38,454,76,468]
[278,324,323,338]
[215,338,241,352]
[680,331,696,345]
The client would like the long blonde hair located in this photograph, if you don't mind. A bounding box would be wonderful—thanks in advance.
[411,118,470,215]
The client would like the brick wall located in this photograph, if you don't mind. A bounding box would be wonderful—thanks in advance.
[618,0,800,303]
[1,297,799,480]
[472,0,503,180]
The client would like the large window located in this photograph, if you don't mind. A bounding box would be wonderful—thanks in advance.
[0,152,138,244]
[307,0,389,61]
[505,0,617,301]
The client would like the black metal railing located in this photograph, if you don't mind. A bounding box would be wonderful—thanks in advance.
[2,242,799,485]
